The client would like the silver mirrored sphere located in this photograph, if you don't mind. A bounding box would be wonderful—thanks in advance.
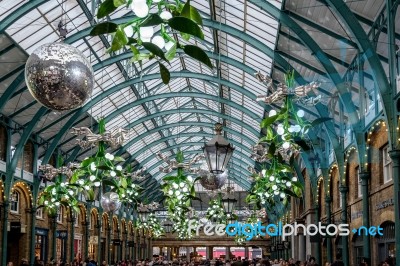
[100,192,121,213]
[199,170,228,190]
[25,43,94,111]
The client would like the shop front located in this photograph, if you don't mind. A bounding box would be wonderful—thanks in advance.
[377,221,395,263]
[56,230,68,262]
[74,234,82,261]
[35,227,48,262]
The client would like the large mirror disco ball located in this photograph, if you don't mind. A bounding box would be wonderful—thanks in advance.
[100,192,121,213]
[199,170,228,190]
[25,43,94,111]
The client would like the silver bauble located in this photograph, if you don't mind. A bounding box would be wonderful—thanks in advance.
[25,43,94,111]
[199,170,228,190]
[100,192,121,213]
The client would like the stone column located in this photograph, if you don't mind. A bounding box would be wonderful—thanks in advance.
[186,247,191,261]
[167,247,171,261]
[244,247,249,258]
[298,234,306,262]
[225,247,230,260]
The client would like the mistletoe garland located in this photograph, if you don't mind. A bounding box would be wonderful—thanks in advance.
[91,0,213,84]
[38,119,143,216]
[206,197,226,223]
[137,213,164,238]
[38,176,80,217]
[247,71,330,210]
[160,151,200,239]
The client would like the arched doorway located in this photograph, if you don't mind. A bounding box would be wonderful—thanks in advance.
[7,182,32,265]
[376,221,395,263]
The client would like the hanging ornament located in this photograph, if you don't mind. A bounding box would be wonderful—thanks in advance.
[100,192,121,213]
[25,43,94,111]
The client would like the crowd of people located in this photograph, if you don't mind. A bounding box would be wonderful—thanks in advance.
[7,254,396,266]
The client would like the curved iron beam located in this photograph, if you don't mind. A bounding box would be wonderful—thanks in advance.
[67,107,260,162]
[41,70,270,165]
[249,0,354,174]
[323,0,394,153]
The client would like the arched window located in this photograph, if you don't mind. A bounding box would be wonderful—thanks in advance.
[10,191,19,213]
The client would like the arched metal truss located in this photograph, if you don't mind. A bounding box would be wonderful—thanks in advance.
[0,0,396,218]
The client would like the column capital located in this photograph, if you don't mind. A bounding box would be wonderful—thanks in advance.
[359,171,370,181]
[339,186,348,193]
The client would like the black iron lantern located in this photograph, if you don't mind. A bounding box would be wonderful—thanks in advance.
[137,210,151,222]
[202,123,235,174]
[221,196,237,214]
[163,221,173,233]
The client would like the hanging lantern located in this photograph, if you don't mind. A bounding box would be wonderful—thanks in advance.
[25,42,94,111]
[137,209,151,222]
[163,221,173,233]
[202,123,235,174]
[221,195,237,214]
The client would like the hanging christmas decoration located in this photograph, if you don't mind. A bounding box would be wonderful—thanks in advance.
[90,0,213,84]
[25,42,94,111]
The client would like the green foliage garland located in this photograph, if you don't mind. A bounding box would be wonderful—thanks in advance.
[160,151,199,239]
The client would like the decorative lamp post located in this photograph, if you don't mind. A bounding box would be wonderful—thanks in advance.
[202,123,235,174]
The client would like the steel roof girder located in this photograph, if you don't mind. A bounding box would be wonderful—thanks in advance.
[67,105,260,164]
[324,0,394,146]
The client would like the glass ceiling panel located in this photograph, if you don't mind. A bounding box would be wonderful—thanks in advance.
[0,0,283,197]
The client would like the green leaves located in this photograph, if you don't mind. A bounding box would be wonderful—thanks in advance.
[181,0,203,26]
[159,62,170,84]
[183,45,213,68]
[97,0,118,19]
[140,14,164,27]
[165,43,177,61]
[110,27,129,51]
[113,0,126,7]
[90,22,118,36]
[89,22,118,36]
[142,42,168,62]
[168,17,204,40]
[261,114,279,128]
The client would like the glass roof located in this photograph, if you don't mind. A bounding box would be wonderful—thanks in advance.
[1,0,392,202]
